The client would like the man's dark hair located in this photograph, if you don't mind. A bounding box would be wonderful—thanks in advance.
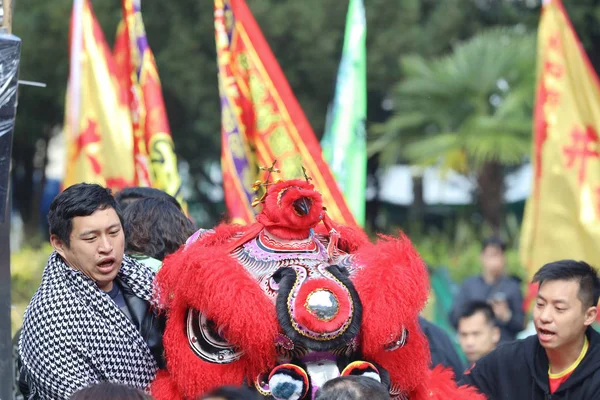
[123,198,196,261]
[115,186,182,210]
[200,385,258,400]
[482,236,506,252]
[315,376,389,400]
[48,183,121,247]
[458,301,496,327]
[70,382,152,400]
[533,260,600,308]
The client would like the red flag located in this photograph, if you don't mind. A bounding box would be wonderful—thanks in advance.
[114,8,151,188]
[215,0,357,226]
[114,0,187,211]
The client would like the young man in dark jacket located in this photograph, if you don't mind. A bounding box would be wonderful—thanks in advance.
[460,260,600,399]
[450,237,525,342]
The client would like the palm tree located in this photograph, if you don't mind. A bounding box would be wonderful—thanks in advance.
[369,27,536,233]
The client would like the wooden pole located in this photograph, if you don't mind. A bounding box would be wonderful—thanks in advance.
[2,0,13,33]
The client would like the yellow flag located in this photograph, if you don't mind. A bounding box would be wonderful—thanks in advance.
[520,0,600,279]
[63,0,135,190]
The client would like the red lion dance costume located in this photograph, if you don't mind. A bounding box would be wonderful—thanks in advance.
[151,177,484,400]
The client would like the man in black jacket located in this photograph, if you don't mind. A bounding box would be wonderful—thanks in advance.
[18,184,164,399]
[460,260,600,399]
[450,237,525,342]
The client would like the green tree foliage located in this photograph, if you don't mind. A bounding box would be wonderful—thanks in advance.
[372,27,536,169]
[372,28,536,232]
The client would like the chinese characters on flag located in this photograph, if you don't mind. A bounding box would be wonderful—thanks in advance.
[563,125,599,185]
[520,0,600,280]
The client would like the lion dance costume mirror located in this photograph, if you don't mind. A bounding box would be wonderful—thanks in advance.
[151,165,484,400]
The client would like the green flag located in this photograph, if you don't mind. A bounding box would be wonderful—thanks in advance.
[321,0,367,226]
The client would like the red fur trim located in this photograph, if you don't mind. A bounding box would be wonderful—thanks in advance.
[336,225,369,253]
[353,233,431,391]
[410,366,487,400]
[161,303,250,396]
[366,319,431,392]
[150,370,183,400]
[293,278,352,333]
[155,223,248,310]
[155,229,280,397]
[192,223,249,247]
[353,233,429,349]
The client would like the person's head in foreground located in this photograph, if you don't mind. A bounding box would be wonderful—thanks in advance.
[115,186,182,211]
[199,385,258,400]
[314,376,389,400]
[458,301,500,364]
[123,197,196,261]
[70,382,153,399]
[49,183,124,292]
[533,260,599,353]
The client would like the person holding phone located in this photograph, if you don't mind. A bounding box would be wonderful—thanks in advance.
[450,237,525,342]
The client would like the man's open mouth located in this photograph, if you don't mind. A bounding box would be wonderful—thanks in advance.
[97,258,115,270]
[538,328,556,341]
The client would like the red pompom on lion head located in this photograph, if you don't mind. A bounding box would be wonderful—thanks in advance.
[257,179,324,240]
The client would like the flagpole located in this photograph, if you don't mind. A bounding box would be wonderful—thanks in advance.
[68,0,84,139]
[2,0,13,33]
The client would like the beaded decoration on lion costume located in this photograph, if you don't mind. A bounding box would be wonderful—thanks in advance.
[151,171,484,400]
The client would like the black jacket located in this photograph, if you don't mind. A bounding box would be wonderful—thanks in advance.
[118,277,165,369]
[419,317,465,380]
[450,275,525,342]
[459,327,600,399]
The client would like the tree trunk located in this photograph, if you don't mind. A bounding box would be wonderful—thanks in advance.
[410,167,425,230]
[29,137,49,238]
[12,143,36,232]
[476,160,504,234]
[365,155,381,233]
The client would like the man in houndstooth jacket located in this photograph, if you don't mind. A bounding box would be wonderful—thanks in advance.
[18,183,163,399]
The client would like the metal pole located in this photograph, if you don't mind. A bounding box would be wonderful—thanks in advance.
[0,0,20,394]
[0,187,12,400]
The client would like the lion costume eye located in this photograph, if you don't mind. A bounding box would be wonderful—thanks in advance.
[276,187,290,206]
[276,186,303,206]
[186,308,244,364]
[384,328,409,352]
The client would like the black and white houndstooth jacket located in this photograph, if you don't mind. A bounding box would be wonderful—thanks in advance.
[18,252,158,399]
